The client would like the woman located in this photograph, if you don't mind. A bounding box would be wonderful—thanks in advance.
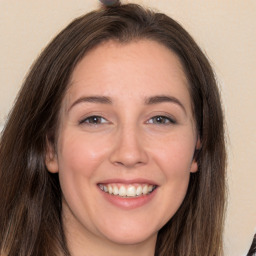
[0,1,226,255]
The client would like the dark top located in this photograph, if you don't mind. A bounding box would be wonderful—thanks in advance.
[247,234,256,256]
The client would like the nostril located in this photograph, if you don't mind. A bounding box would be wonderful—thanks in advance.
[114,161,124,166]
[113,160,145,168]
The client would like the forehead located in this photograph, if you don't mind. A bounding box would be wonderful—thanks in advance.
[64,39,192,112]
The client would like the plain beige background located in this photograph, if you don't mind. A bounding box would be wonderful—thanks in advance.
[0,1,255,255]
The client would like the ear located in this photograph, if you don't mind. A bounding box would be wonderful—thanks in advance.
[45,138,59,173]
[190,137,201,173]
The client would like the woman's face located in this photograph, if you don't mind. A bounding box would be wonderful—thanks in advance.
[46,40,199,249]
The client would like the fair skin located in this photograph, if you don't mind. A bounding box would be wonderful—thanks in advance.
[46,40,199,256]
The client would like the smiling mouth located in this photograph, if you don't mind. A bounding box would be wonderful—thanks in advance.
[98,183,157,198]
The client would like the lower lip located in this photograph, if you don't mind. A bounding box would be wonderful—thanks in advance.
[98,187,158,210]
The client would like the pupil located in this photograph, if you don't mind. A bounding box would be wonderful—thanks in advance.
[156,116,163,123]
[91,117,99,123]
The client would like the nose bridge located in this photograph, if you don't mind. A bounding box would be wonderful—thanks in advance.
[110,121,148,168]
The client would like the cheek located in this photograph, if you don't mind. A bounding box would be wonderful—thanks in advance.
[148,137,194,228]
[57,130,110,179]
[56,131,112,220]
[152,133,196,175]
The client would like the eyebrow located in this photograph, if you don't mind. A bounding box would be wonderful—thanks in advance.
[68,96,112,111]
[145,95,187,114]
[68,95,186,114]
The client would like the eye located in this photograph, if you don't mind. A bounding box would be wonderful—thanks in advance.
[147,115,176,125]
[79,115,108,125]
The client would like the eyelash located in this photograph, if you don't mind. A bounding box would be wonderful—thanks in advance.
[147,115,176,125]
[79,115,176,126]
[79,115,108,125]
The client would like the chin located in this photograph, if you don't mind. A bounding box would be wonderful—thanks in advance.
[98,223,158,245]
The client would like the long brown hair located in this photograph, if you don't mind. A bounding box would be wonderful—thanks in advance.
[247,234,256,256]
[0,2,226,256]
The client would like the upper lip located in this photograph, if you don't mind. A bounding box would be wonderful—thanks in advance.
[97,178,159,186]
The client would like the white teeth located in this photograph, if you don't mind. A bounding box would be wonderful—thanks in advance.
[99,184,156,197]
[108,184,112,194]
[142,185,148,195]
[136,186,142,196]
[119,186,126,196]
[113,186,119,195]
[127,186,136,197]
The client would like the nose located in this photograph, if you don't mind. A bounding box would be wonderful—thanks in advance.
[109,125,149,168]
